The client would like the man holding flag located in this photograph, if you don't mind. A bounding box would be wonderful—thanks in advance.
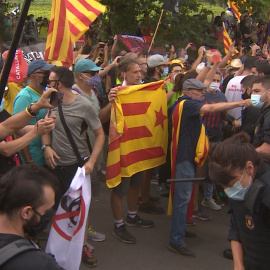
[106,58,168,244]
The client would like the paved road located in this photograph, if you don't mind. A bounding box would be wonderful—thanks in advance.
[80,181,234,270]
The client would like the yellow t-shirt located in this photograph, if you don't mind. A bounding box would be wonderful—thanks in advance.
[4,82,23,115]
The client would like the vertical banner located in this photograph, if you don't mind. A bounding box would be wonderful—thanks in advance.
[46,167,91,270]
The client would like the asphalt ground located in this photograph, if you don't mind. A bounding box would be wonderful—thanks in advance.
[80,180,234,270]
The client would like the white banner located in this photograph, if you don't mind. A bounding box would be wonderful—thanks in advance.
[46,167,91,270]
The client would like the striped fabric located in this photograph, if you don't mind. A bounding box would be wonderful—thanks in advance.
[228,0,241,22]
[223,23,238,57]
[106,81,168,188]
[45,0,106,66]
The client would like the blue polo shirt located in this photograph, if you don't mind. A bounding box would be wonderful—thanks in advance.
[172,95,204,165]
[13,86,46,165]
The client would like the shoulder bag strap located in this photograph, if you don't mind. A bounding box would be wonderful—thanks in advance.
[58,104,84,167]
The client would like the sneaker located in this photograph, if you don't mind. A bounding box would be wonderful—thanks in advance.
[223,248,233,260]
[185,230,197,238]
[81,245,97,268]
[186,220,196,226]
[87,226,106,242]
[112,224,136,244]
[201,199,221,211]
[192,209,211,221]
[125,214,154,228]
[215,198,225,207]
[138,202,165,215]
[168,242,196,257]
[87,243,95,253]
[158,183,169,197]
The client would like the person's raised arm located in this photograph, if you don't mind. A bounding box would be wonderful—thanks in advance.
[200,99,250,114]
[0,88,56,139]
[190,46,205,72]
[111,35,118,61]
[99,56,121,78]
[100,43,109,68]
[219,42,237,68]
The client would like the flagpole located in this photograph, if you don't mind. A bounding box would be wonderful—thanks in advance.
[148,9,164,55]
[0,0,32,103]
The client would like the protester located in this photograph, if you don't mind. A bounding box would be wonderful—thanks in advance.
[208,132,270,269]
[0,164,61,269]
[13,59,54,166]
[42,66,105,268]
[110,59,153,244]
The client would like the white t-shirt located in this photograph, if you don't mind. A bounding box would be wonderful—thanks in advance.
[225,75,246,120]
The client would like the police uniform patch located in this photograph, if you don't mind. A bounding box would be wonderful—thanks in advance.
[245,215,255,230]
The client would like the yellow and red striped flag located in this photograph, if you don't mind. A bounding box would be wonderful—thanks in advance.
[106,81,168,188]
[45,0,106,66]
[223,23,238,58]
[228,0,241,22]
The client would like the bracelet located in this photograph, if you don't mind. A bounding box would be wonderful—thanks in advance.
[206,64,213,69]
[26,160,34,164]
[26,103,38,117]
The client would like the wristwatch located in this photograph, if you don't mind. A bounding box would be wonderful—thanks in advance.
[41,144,51,151]
[27,102,38,117]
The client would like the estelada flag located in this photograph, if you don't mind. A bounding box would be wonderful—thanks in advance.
[45,0,106,66]
[167,97,209,215]
[106,81,168,188]
[2,49,27,82]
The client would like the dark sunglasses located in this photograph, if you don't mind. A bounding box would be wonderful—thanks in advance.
[83,71,98,76]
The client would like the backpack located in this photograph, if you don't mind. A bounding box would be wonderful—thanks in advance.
[0,238,39,267]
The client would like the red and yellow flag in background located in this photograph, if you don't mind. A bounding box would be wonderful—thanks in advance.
[106,81,168,188]
[227,0,241,22]
[223,23,238,58]
[45,0,106,66]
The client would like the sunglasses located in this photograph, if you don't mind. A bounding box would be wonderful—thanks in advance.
[83,71,98,76]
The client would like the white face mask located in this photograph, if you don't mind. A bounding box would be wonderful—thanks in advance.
[209,82,220,92]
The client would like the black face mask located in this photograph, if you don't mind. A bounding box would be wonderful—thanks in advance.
[24,208,54,237]
[242,91,250,100]
[39,74,50,88]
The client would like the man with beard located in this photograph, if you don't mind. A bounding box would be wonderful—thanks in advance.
[0,164,61,269]
[13,59,54,166]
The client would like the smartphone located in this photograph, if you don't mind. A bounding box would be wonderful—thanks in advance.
[50,91,64,106]
[99,44,105,49]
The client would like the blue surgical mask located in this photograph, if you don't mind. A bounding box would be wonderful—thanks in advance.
[162,66,169,77]
[88,73,101,87]
[251,89,270,109]
[224,172,252,201]
[185,54,189,61]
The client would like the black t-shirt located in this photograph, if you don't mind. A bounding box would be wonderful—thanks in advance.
[228,168,270,270]
[0,234,61,270]
[241,107,261,143]
[172,96,204,164]
[253,105,270,148]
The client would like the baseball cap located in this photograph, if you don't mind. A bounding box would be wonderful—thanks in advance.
[147,54,168,68]
[27,59,54,77]
[74,58,102,73]
[183,78,207,91]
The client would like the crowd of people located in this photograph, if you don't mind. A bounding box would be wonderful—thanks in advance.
[1,7,270,270]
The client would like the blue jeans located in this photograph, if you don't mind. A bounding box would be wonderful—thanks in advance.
[170,160,196,245]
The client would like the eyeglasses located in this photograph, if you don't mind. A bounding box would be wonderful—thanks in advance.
[47,79,60,85]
